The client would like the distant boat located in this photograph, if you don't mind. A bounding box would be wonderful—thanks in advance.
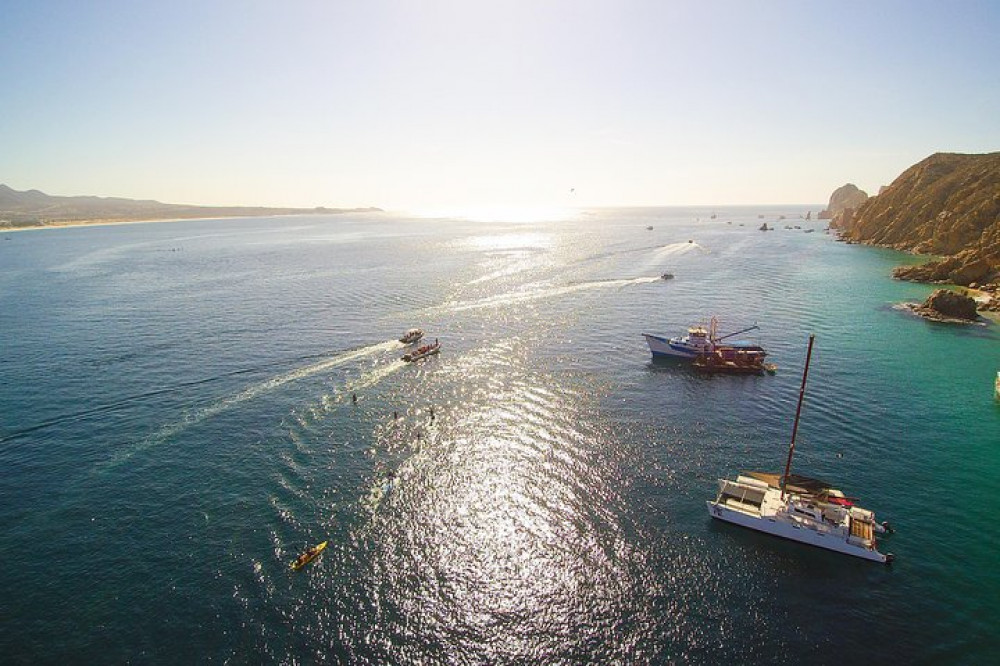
[660,273,674,280]
[759,222,770,231]
[643,319,764,360]
[399,328,423,344]
[707,335,894,563]
[647,225,654,230]
[403,340,440,362]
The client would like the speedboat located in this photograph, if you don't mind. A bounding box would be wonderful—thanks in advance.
[660,273,675,280]
[708,336,893,563]
[399,328,423,344]
[402,341,440,362]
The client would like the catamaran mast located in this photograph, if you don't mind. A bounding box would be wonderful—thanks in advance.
[781,334,815,499]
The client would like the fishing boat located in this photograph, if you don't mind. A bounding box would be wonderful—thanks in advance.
[402,340,440,362]
[399,328,423,344]
[693,346,770,375]
[707,335,894,563]
[290,540,328,571]
[642,318,764,360]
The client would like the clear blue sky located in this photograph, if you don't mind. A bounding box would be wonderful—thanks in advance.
[2,0,998,211]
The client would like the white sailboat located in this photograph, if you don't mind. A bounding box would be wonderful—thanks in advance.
[707,335,895,563]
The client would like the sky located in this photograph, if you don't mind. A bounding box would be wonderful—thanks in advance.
[2,0,999,212]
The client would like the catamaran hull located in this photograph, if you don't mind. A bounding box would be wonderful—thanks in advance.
[707,501,889,563]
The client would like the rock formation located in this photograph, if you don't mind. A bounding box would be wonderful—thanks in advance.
[819,184,869,230]
[830,152,1000,288]
[908,288,980,323]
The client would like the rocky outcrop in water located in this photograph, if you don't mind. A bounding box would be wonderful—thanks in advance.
[832,152,1000,287]
[907,288,980,323]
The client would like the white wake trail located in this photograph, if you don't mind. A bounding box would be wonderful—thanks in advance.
[98,340,399,471]
[429,276,661,314]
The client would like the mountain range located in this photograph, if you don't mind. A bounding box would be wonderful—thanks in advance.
[0,185,380,228]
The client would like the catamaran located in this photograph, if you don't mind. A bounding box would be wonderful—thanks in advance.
[707,335,894,563]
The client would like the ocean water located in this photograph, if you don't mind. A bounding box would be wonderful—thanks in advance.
[1,208,997,664]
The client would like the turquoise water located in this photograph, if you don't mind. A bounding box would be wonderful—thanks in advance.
[1,208,998,663]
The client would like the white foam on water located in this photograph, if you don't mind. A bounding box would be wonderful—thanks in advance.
[97,340,399,471]
[429,276,661,314]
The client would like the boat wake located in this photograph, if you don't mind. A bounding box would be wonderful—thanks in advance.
[427,276,661,314]
[654,240,710,257]
[96,340,400,471]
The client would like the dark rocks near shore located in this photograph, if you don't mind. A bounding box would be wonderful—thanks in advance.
[908,288,980,323]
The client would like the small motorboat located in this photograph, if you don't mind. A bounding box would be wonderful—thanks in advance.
[399,328,423,344]
[403,341,440,362]
[290,541,328,571]
[660,273,674,280]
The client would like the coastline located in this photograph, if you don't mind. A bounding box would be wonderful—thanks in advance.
[1,211,379,233]
[833,229,999,323]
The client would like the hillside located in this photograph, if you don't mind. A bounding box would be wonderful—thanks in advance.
[0,184,381,228]
[833,152,1000,285]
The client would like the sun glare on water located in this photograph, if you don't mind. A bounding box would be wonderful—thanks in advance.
[407,205,579,224]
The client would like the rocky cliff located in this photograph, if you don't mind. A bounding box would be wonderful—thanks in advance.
[833,152,1000,286]
[819,183,868,229]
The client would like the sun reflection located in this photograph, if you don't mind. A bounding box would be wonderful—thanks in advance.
[464,232,553,253]
[364,341,636,661]
[408,205,579,224]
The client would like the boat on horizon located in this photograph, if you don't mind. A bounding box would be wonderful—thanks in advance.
[642,318,764,360]
[402,340,440,362]
[707,335,894,563]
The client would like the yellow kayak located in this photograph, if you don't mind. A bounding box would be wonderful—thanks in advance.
[290,541,328,571]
